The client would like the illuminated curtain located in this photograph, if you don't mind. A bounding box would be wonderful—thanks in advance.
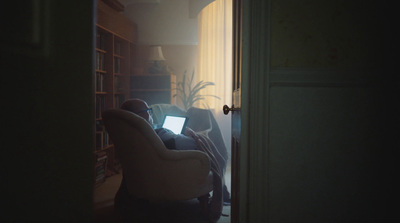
[197,0,232,111]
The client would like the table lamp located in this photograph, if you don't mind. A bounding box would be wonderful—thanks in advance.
[148,45,166,74]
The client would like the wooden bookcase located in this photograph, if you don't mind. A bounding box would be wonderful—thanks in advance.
[94,0,137,185]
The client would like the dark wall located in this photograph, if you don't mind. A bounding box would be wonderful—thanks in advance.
[1,1,95,222]
[265,0,398,222]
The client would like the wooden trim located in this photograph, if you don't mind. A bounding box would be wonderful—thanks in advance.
[96,24,134,43]
[101,0,125,12]
[131,89,171,92]
[270,67,381,88]
[231,0,244,222]
[242,0,271,222]
[97,0,137,42]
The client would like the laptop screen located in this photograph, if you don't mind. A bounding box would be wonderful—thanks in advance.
[161,115,188,134]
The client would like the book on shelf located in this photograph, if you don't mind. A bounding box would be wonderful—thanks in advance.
[96,162,105,168]
[103,131,110,148]
[114,76,119,91]
[114,41,121,55]
[96,161,106,170]
[95,162,107,172]
[96,52,105,71]
[95,173,106,182]
[114,57,120,74]
[114,95,125,108]
[95,131,103,150]
[96,32,106,50]
[96,120,105,131]
[96,165,105,173]
[95,161,107,171]
[96,175,105,181]
[96,168,105,176]
[114,75,124,92]
[96,151,107,159]
[95,73,105,92]
[96,121,111,150]
[94,151,107,184]
[96,33,100,49]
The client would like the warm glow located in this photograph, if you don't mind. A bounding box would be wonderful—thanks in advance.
[197,0,233,110]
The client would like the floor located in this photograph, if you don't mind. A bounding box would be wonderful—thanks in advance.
[93,164,231,223]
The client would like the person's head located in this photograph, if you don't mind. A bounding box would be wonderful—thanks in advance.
[120,99,153,124]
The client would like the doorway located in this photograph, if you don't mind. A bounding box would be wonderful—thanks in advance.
[93,0,234,222]
[122,0,233,200]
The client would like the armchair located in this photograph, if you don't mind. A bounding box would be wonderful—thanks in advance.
[101,109,213,207]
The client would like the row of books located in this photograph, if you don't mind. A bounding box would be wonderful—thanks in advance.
[95,131,110,151]
[95,151,108,185]
[114,75,124,92]
[114,41,121,55]
[95,93,127,119]
[95,51,124,73]
[96,120,111,150]
[114,57,121,73]
[96,51,106,71]
[96,32,125,56]
[96,33,106,50]
[95,73,105,92]
[96,73,127,93]
[114,95,125,108]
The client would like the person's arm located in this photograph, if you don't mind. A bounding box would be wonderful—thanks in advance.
[175,127,198,150]
[155,128,176,150]
[156,127,197,150]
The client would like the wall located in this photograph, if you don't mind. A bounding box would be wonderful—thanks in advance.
[123,0,198,45]
[122,0,231,154]
[270,0,381,68]
[252,0,396,222]
[133,44,198,88]
[1,0,94,222]
[123,0,200,92]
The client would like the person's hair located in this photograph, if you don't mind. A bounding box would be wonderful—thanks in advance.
[120,98,145,113]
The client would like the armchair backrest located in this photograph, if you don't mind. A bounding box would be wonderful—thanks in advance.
[101,108,213,201]
[101,109,169,196]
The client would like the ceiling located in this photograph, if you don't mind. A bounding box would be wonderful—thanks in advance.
[119,0,214,18]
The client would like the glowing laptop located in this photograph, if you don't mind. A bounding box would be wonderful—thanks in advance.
[161,115,189,134]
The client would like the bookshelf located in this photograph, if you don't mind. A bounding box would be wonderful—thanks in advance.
[130,73,176,105]
[94,0,137,186]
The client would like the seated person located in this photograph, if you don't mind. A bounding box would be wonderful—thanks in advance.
[120,98,231,204]
[120,98,197,151]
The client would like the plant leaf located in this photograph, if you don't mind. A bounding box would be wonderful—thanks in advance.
[173,69,220,110]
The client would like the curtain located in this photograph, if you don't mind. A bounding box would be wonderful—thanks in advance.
[197,0,232,111]
[197,0,232,153]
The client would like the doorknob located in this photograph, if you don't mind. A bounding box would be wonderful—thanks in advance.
[223,105,238,115]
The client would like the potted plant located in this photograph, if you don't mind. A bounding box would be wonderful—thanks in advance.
[173,70,220,110]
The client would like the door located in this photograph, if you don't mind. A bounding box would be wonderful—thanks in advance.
[224,0,243,222]
[225,0,397,222]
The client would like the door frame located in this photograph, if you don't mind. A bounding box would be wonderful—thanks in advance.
[235,0,271,222]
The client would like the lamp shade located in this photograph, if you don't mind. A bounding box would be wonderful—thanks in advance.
[148,45,166,61]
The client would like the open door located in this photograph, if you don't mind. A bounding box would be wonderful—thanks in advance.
[223,0,243,222]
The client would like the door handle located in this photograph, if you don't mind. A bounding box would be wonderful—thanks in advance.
[223,105,239,115]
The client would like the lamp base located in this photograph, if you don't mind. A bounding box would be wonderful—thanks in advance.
[148,61,166,74]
